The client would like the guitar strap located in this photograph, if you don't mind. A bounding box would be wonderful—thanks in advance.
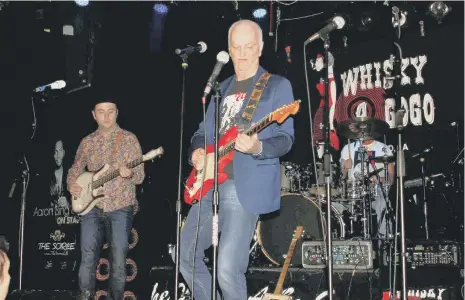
[238,72,272,130]
[110,130,123,161]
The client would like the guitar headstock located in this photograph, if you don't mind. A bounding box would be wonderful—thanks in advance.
[271,100,301,124]
[143,147,164,161]
[293,226,304,240]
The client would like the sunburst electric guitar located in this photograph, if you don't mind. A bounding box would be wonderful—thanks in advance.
[263,226,303,300]
[71,147,164,215]
[184,100,301,205]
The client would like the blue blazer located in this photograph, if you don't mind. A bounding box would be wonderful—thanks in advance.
[189,66,295,215]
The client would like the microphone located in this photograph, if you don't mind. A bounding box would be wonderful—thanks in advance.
[175,41,207,56]
[202,51,230,99]
[305,16,345,44]
[8,181,16,198]
[411,146,433,158]
[34,80,66,92]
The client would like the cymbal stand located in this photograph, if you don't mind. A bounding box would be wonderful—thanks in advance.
[419,156,429,239]
[358,137,371,240]
[368,155,392,238]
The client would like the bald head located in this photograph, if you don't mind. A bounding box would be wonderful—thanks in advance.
[228,19,264,80]
[228,19,263,48]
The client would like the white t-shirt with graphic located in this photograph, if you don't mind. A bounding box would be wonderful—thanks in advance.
[219,77,252,136]
[340,140,393,181]
[219,77,253,178]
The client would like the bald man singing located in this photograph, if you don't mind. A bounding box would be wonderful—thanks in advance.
[173,20,295,299]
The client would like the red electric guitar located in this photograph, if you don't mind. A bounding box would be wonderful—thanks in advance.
[184,100,301,205]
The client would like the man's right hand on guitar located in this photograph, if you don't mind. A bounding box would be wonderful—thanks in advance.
[69,183,82,198]
[192,148,206,171]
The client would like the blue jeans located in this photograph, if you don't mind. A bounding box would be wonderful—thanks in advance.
[79,205,134,300]
[173,180,259,300]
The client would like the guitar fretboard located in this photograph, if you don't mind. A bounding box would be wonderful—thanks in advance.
[91,157,143,189]
[219,114,272,157]
[274,238,297,295]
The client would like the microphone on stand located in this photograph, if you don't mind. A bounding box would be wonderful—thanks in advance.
[411,146,433,158]
[175,41,207,56]
[34,80,66,92]
[202,51,230,100]
[305,16,345,44]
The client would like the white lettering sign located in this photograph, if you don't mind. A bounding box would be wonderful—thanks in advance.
[151,282,191,300]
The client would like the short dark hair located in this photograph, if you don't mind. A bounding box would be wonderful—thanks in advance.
[93,99,118,110]
[0,237,8,253]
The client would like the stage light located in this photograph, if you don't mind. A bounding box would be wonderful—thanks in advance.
[75,0,89,7]
[428,1,451,24]
[153,3,169,15]
[358,12,374,31]
[252,8,267,20]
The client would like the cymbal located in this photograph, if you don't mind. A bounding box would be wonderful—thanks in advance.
[337,117,390,140]
[372,155,395,163]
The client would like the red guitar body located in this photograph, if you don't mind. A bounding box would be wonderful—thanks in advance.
[183,126,238,205]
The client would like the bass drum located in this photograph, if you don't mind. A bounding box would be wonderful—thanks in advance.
[256,193,345,266]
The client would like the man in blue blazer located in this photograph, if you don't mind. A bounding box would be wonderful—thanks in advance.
[176,19,295,300]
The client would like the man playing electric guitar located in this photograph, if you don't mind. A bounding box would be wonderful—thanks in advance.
[175,19,295,300]
[67,96,145,300]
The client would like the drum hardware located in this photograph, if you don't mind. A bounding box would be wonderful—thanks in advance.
[309,162,341,198]
[280,162,308,192]
[338,118,391,241]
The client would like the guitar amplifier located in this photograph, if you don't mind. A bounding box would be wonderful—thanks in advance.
[302,240,374,270]
[382,240,462,268]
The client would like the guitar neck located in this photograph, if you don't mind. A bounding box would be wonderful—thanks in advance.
[274,238,297,295]
[219,114,272,158]
[92,157,143,189]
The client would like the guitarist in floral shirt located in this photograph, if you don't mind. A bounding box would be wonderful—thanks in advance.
[67,97,144,300]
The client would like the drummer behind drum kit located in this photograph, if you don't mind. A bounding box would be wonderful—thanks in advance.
[254,117,395,269]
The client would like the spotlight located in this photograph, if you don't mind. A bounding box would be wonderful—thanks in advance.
[358,12,374,31]
[428,1,451,24]
[75,0,89,7]
[153,3,169,15]
[361,15,372,27]
[252,8,267,20]
[392,10,408,28]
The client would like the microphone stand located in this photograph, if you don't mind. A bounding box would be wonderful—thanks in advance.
[419,156,429,239]
[392,42,408,300]
[211,82,221,300]
[322,36,334,300]
[174,53,189,300]
[396,116,408,300]
[18,167,29,291]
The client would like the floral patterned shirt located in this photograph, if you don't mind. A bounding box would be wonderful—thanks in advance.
[67,126,145,212]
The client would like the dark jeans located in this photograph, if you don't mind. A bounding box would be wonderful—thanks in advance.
[78,205,134,300]
[172,180,259,300]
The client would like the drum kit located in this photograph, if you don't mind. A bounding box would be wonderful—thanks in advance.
[253,117,395,266]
